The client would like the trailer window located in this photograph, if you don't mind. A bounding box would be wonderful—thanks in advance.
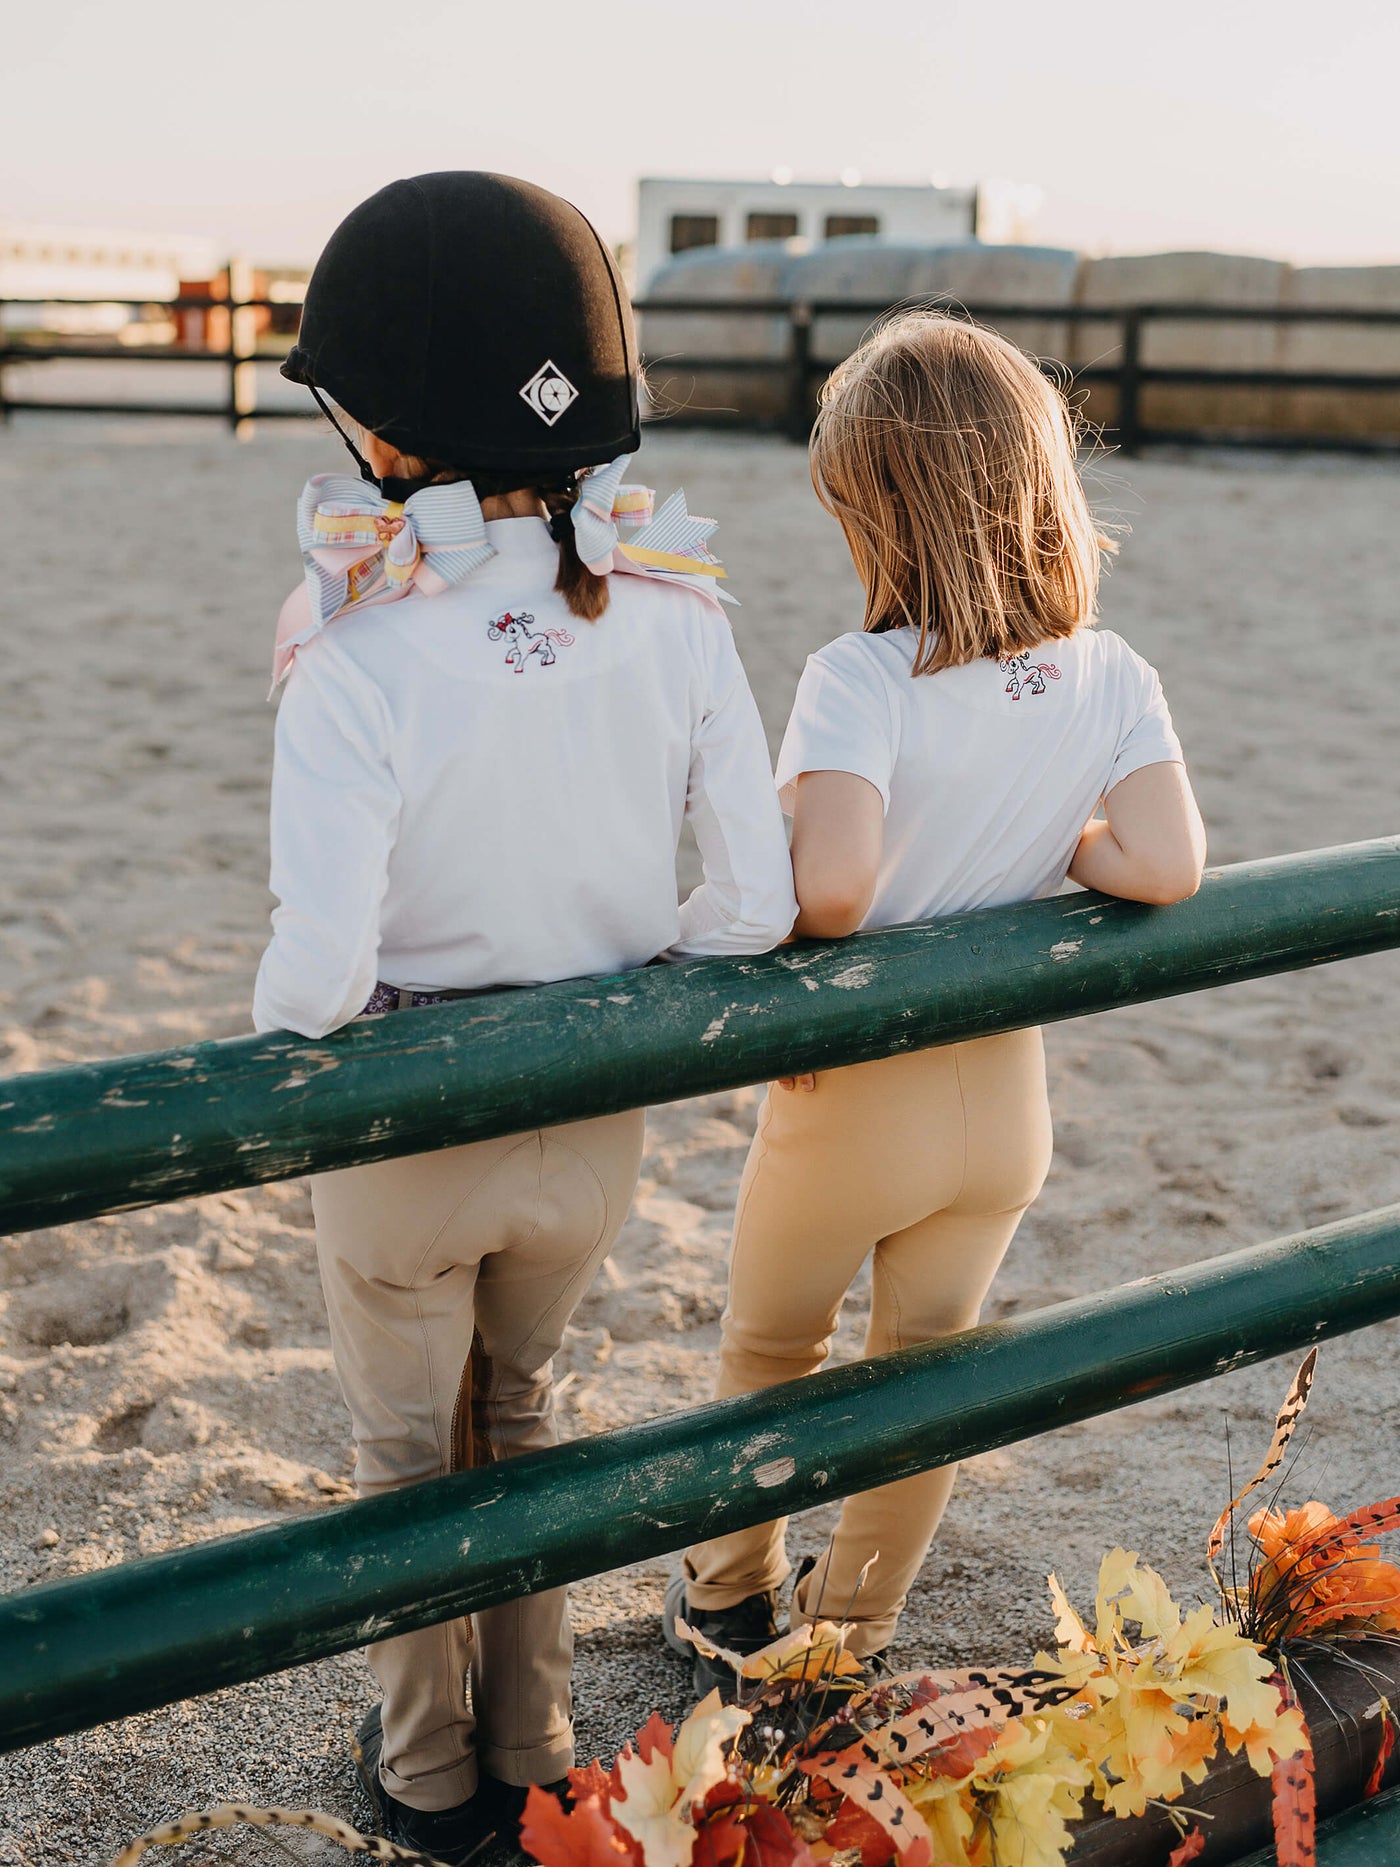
[669,215,720,255]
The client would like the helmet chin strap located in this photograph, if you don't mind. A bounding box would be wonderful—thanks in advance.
[307,385,554,506]
[309,387,444,501]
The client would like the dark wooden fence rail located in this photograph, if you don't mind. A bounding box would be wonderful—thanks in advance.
[4,294,1400,452]
[635,298,1400,453]
[0,294,303,430]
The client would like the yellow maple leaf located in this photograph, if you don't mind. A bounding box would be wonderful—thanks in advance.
[970,1720,1091,1867]
[1094,1548,1147,1650]
[1111,1556,1183,1642]
[1117,1656,1192,1765]
[903,1771,977,1864]
[1220,1701,1310,1776]
[674,1616,865,1685]
[1166,1609,1280,1731]
[1047,1574,1093,1654]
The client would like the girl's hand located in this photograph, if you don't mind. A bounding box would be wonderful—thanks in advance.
[777,1073,817,1092]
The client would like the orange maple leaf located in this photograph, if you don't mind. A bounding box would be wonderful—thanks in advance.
[520,1788,638,1866]
[1166,1827,1206,1866]
[924,1726,1001,1781]
[570,1759,615,1803]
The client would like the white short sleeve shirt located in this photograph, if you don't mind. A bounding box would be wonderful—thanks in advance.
[775,625,1183,928]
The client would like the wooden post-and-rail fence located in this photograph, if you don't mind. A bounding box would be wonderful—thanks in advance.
[4,295,1400,452]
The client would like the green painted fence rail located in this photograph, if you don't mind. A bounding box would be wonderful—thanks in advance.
[3,1203,1400,1754]
[2,837,1398,1238]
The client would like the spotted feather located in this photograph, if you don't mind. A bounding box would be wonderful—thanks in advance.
[107,1803,449,1867]
[1207,1349,1318,1568]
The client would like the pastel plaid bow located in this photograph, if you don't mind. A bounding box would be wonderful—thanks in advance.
[572,454,730,594]
[273,458,732,691]
[273,473,497,685]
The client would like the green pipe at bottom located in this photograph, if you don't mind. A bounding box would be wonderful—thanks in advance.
[2,1205,1399,1755]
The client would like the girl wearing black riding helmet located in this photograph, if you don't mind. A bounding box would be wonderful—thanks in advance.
[253,172,795,1862]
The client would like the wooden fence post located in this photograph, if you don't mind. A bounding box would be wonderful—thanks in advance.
[786,301,812,441]
[227,256,257,436]
[1118,306,1144,455]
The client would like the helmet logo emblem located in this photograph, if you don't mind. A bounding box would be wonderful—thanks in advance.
[520,360,579,426]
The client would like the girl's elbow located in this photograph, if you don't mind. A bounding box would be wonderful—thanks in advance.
[794,885,872,939]
[1139,860,1205,906]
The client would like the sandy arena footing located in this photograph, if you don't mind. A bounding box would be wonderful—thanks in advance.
[1,423,1399,1864]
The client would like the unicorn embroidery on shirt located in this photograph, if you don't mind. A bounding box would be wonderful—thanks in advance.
[1000,652,1062,700]
[487,610,576,672]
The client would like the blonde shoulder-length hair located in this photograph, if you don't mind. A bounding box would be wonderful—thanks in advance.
[810,310,1112,675]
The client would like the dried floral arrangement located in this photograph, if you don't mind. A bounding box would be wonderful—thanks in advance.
[110,1350,1400,1867]
[518,1349,1399,1867]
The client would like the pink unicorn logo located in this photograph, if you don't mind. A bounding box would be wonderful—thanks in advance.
[487,610,575,673]
[1000,652,1062,700]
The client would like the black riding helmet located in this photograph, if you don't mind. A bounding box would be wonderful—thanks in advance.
[283,171,640,486]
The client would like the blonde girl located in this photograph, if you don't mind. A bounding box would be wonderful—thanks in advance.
[667,311,1205,1689]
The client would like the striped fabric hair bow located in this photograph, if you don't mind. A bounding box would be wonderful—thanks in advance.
[272,474,496,687]
[272,458,735,692]
[573,454,733,602]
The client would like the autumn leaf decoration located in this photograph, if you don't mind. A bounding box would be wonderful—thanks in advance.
[508,1355,1400,1867]
[1201,1351,1400,1867]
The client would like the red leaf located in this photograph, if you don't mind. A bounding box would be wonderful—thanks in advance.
[1365,1713,1396,1799]
[520,1789,637,1867]
[634,1709,676,1765]
[823,1801,896,1866]
[697,1777,746,1816]
[697,1802,821,1867]
[1166,1828,1206,1866]
[569,1760,613,1804]
[693,1810,749,1867]
[925,1726,1001,1779]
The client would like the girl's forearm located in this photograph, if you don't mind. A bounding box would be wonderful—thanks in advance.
[1068,814,1203,906]
[1069,763,1206,906]
[1067,818,1138,896]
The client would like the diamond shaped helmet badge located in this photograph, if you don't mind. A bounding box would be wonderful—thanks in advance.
[520,360,579,427]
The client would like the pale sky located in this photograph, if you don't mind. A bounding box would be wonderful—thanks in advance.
[6,0,1398,267]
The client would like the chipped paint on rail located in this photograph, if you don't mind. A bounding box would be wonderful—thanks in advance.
[3,840,1400,1240]
[702,1007,737,1043]
[828,963,876,991]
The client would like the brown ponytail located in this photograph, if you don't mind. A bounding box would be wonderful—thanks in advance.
[543,485,610,621]
[364,435,611,625]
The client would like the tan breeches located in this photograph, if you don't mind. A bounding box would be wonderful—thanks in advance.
[311,1108,645,1811]
[685,1029,1052,1655]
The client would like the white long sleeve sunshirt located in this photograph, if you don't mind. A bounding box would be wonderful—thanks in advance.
[253,516,796,1038]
